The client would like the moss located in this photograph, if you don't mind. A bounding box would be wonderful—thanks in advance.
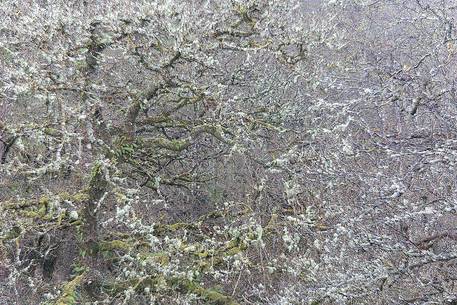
[137,251,170,266]
[58,191,89,203]
[70,220,83,226]
[38,197,48,217]
[56,211,67,225]
[104,270,238,304]
[149,252,170,266]
[44,128,62,137]
[99,240,131,252]
[171,278,239,305]
[86,161,108,202]
[140,115,172,125]
[169,222,196,231]
[189,238,249,272]
[104,276,161,295]
[223,238,241,251]
[191,124,233,145]
[19,210,42,218]
[103,266,238,304]
[8,195,52,219]
[89,162,103,181]
[71,192,90,203]
[55,273,85,305]
[265,213,278,232]
[246,231,256,240]
[4,199,35,210]
[224,246,244,257]
[201,288,238,305]
[39,196,49,205]
[196,250,209,258]
[59,192,72,200]
[3,192,88,218]
[200,210,224,221]
[153,138,190,151]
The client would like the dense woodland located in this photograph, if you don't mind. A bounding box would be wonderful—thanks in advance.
[1,0,457,304]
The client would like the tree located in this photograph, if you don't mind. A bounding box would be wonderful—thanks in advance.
[2,0,457,304]
[0,1,321,304]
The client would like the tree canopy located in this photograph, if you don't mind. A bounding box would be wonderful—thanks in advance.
[1,0,457,304]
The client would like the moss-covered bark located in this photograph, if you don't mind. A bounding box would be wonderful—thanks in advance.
[55,273,86,305]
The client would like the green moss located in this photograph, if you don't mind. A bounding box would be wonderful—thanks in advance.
[70,220,83,226]
[104,276,161,295]
[141,115,171,125]
[104,268,238,304]
[188,238,249,272]
[58,191,89,203]
[265,213,278,232]
[20,210,42,218]
[44,128,62,137]
[200,211,224,220]
[3,192,88,221]
[39,196,49,205]
[38,197,48,217]
[149,252,170,266]
[71,192,90,202]
[224,246,244,257]
[171,278,239,305]
[56,211,66,225]
[154,138,190,151]
[99,240,131,252]
[4,199,35,210]
[196,250,209,258]
[202,288,238,305]
[90,162,103,181]
[8,195,52,219]
[55,273,85,305]
[87,161,108,201]
[169,222,195,231]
